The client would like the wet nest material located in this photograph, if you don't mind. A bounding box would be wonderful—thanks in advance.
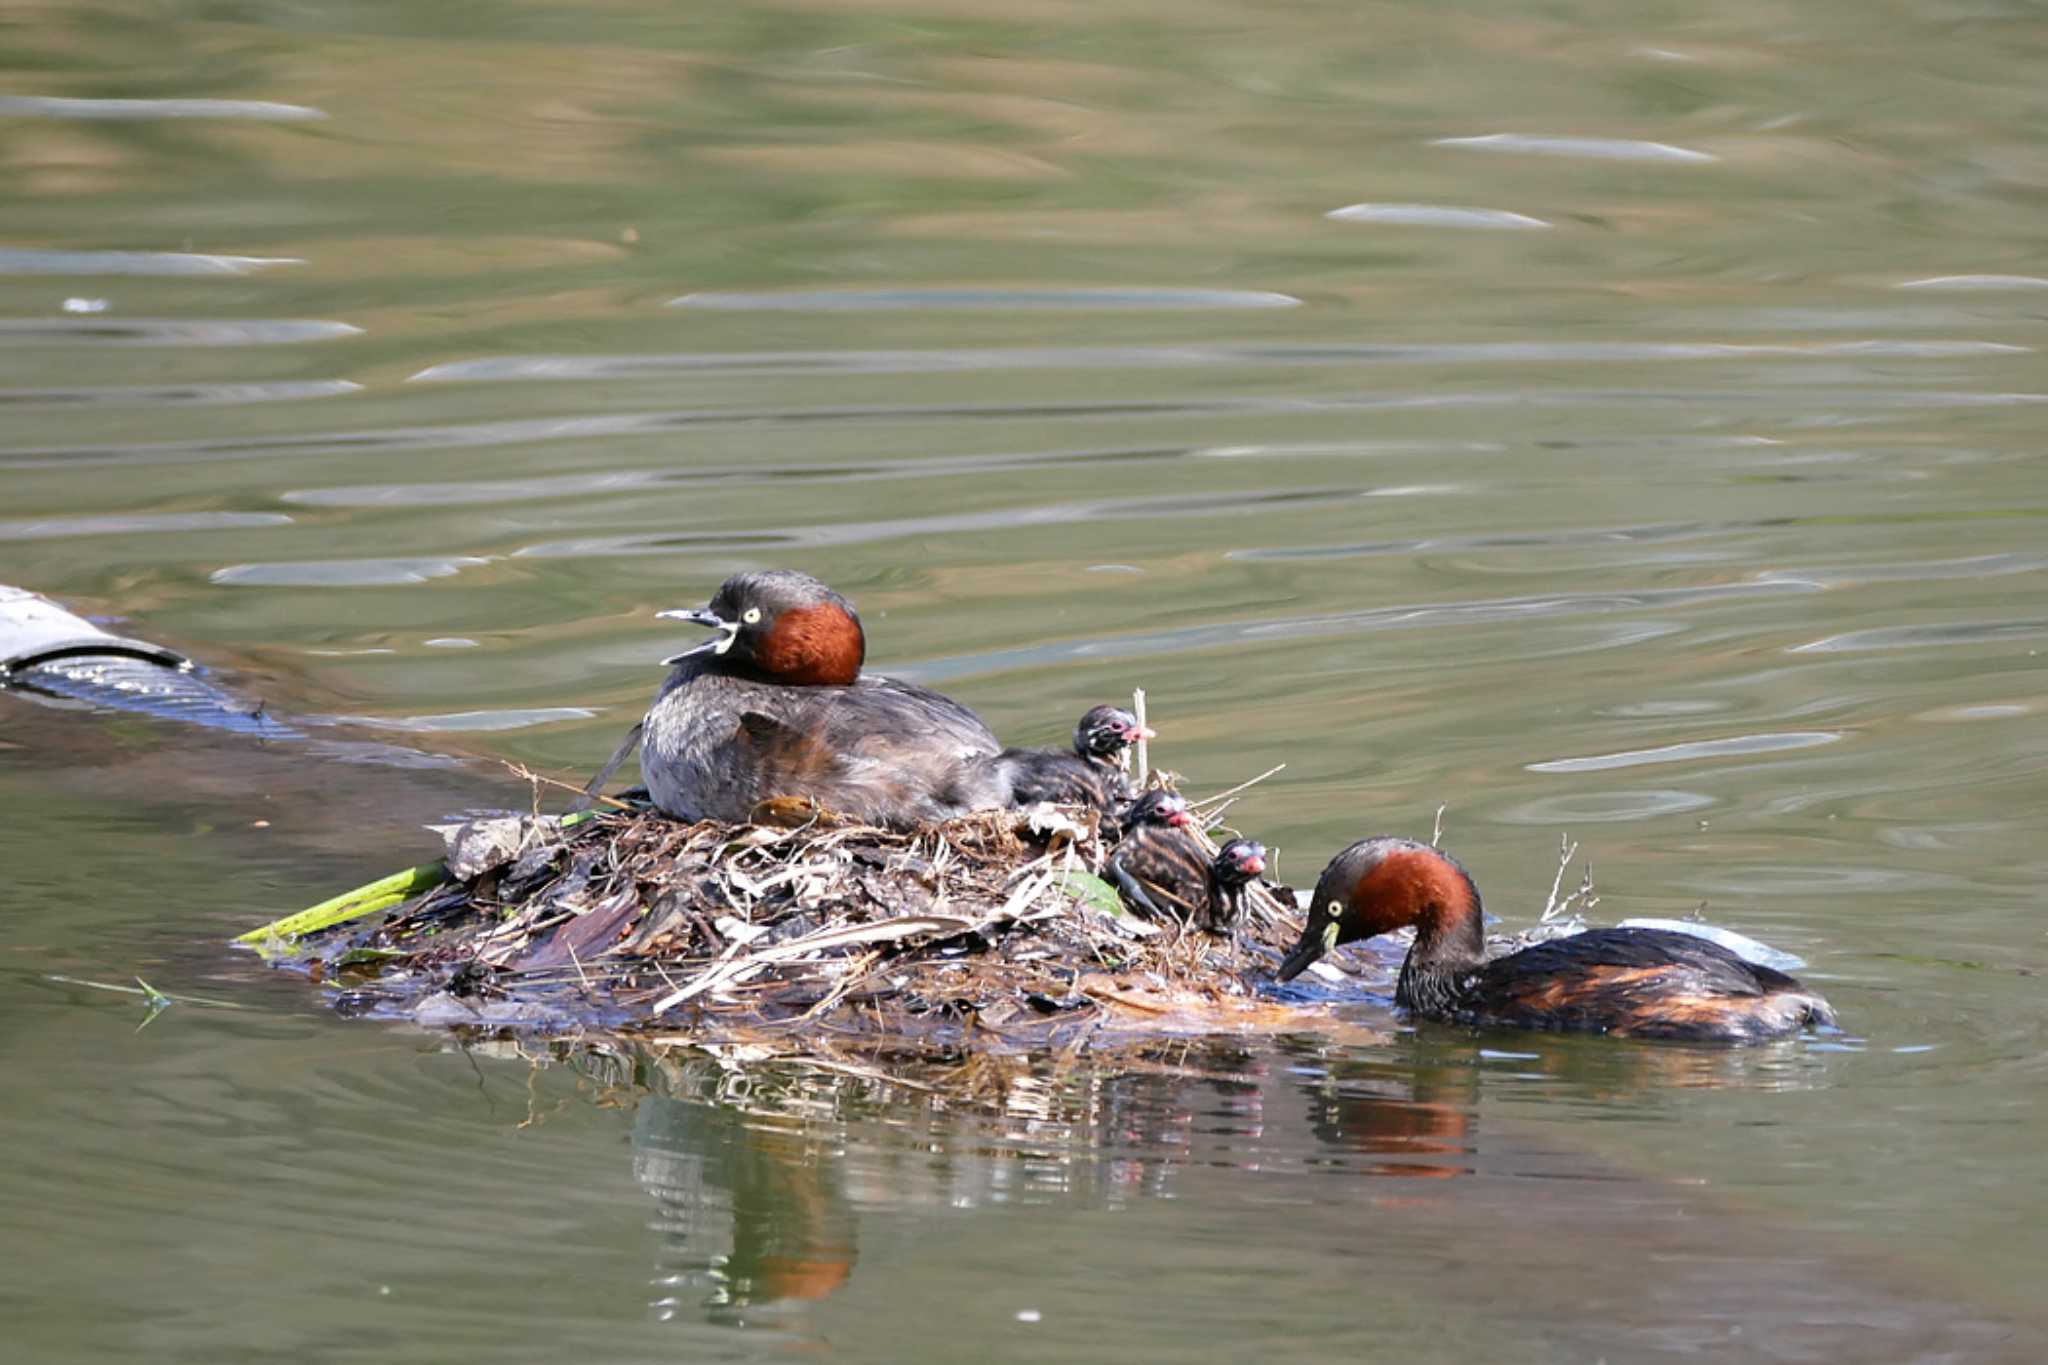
[290,796,1330,1049]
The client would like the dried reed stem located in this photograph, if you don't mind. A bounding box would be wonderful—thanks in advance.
[1538,833,1600,923]
[1191,764,1286,812]
[1132,688,1149,787]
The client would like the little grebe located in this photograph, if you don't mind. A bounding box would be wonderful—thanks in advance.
[1110,794,1267,932]
[1275,837,1835,1043]
[1117,788,1192,838]
[640,571,1007,829]
[989,703,1153,814]
[1205,837,1269,934]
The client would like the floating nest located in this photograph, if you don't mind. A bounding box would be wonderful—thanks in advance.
[279,790,1337,1049]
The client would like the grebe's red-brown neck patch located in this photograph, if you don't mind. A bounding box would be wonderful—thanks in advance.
[1346,846,1482,942]
[755,602,865,686]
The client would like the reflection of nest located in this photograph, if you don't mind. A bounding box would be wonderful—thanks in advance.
[308,795,1321,1048]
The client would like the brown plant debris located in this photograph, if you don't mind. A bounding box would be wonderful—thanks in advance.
[298,792,1328,1049]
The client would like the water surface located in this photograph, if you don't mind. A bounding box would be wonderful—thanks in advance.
[5,1,2048,1359]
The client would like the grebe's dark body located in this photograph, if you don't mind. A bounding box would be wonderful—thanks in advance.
[1278,837,1834,1044]
[1108,793,1267,932]
[641,571,1006,829]
[989,704,1150,815]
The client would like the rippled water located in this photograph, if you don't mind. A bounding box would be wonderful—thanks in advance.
[5,1,2048,1359]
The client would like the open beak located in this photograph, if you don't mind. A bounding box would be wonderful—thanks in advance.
[1241,855,1266,877]
[1166,809,1194,828]
[656,606,738,665]
[1275,917,1340,982]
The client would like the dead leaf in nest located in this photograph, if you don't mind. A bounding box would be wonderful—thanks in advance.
[284,792,1335,1062]
[434,813,564,881]
[750,795,862,829]
[1076,972,1336,1033]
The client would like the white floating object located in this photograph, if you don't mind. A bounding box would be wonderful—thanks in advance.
[670,287,1302,311]
[1895,275,2048,291]
[1526,731,1841,773]
[3,248,299,277]
[1433,133,1717,163]
[1616,918,1807,971]
[1327,202,1550,230]
[211,555,487,587]
[0,95,326,121]
[320,707,595,734]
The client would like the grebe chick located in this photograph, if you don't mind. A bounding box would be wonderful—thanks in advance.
[1275,837,1835,1043]
[1117,788,1190,838]
[1206,837,1269,934]
[991,704,1154,813]
[640,570,1006,829]
[1108,795,1266,932]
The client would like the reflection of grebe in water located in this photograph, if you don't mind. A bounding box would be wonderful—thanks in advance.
[621,1042,1279,1328]
[592,1026,1842,1342]
[632,1096,855,1324]
[1303,1065,1475,1182]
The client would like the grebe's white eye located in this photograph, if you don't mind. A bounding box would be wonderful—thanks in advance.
[1326,900,1344,916]
[742,607,763,625]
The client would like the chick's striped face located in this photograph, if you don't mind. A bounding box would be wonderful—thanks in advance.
[1129,791,1192,828]
[1217,839,1267,884]
[1078,705,1151,760]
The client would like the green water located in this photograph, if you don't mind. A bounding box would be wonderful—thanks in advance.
[5,1,2048,1358]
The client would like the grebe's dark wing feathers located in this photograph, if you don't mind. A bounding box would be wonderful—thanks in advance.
[735,684,1006,825]
[734,708,847,785]
[1486,927,1794,994]
[643,650,1002,829]
[1463,927,1831,1041]
[855,673,1002,755]
[736,709,801,747]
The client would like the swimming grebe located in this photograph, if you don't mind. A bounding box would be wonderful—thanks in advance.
[990,703,1153,814]
[1275,837,1835,1043]
[640,571,1007,829]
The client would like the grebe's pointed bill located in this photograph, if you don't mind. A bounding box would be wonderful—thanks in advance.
[1275,916,1341,983]
[657,605,738,665]
[1115,723,1156,769]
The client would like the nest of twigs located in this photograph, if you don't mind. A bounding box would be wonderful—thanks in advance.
[296,790,1321,1049]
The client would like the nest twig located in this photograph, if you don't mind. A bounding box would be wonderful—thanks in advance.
[1539,832,1600,925]
[303,791,1320,1051]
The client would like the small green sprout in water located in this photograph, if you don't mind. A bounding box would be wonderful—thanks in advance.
[47,974,254,1031]
[134,976,173,1031]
